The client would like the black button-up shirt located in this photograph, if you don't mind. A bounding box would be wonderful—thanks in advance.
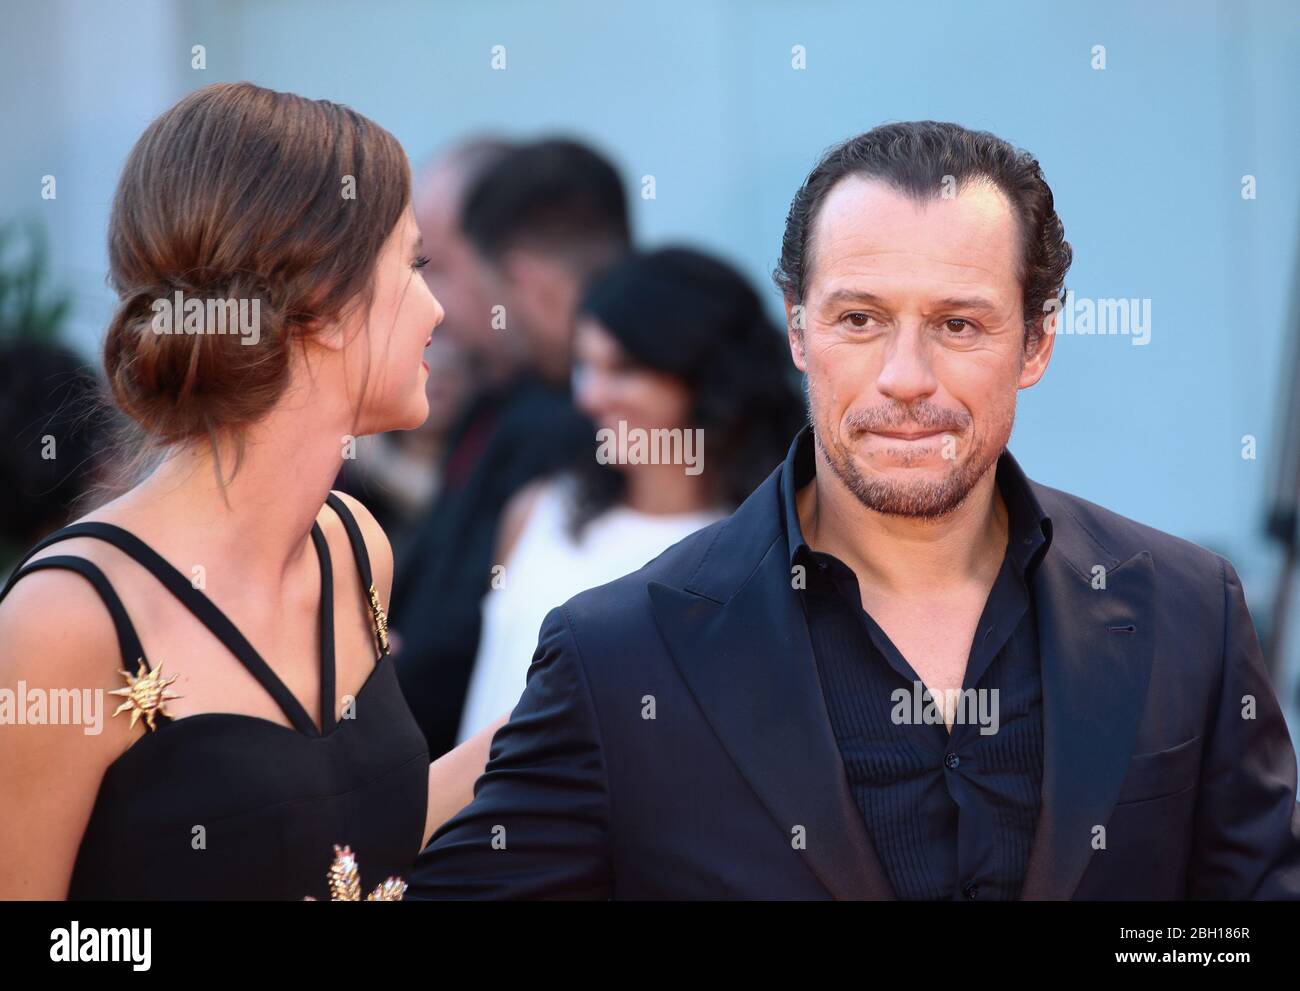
[781,427,1053,900]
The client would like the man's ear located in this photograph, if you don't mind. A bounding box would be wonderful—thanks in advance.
[502,249,568,318]
[785,298,808,373]
[1018,306,1057,389]
[498,248,531,297]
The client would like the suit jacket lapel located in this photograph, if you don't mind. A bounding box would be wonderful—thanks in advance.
[646,472,893,900]
[1020,501,1156,899]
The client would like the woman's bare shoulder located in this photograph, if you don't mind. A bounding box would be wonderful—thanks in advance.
[326,490,394,599]
[0,559,136,706]
[0,499,152,675]
[0,559,142,897]
[0,563,142,779]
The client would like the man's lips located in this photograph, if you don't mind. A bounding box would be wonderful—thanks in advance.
[867,428,949,440]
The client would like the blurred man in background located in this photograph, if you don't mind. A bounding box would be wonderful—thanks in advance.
[392,137,628,757]
[331,143,516,547]
[414,138,525,391]
[460,138,633,387]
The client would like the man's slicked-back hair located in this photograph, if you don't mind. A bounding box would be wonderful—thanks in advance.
[460,137,631,280]
[773,120,1072,351]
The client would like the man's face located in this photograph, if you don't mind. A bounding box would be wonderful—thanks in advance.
[485,247,583,388]
[787,175,1053,518]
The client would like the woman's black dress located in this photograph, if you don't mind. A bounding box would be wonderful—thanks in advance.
[0,493,430,899]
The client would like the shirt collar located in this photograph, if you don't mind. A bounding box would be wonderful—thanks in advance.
[780,425,1053,579]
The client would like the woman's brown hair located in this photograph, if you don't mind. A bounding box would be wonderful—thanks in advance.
[100,81,411,487]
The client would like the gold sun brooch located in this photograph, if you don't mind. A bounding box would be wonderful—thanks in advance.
[109,659,182,731]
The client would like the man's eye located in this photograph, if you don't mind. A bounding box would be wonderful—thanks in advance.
[944,318,973,334]
[842,312,875,329]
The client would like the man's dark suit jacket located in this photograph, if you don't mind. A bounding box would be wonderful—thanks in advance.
[390,374,590,758]
[408,436,1300,899]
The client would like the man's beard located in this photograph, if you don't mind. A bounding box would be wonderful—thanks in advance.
[811,392,1014,520]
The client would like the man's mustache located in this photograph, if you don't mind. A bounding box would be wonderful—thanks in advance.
[842,403,970,435]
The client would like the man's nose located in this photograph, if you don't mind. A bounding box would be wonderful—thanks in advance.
[875,324,938,403]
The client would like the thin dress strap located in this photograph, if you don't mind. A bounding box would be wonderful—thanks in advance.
[0,552,165,723]
[310,523,337,734]
[2,521,334,737]
[324,492,390,660]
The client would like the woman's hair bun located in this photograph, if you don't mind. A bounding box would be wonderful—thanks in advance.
[101,81,411,448]
[103,270,292,445]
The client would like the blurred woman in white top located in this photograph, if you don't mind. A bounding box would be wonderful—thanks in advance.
[457,246,806,743]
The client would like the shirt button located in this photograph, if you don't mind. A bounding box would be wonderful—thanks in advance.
[963,881,979,899]
[944,752,960,770]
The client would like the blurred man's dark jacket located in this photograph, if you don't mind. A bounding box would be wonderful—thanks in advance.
[391,374,590,757]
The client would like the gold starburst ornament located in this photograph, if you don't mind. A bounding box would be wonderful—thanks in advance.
[303,844,406,901]
[109,659,181,731]
[367,583,390,656]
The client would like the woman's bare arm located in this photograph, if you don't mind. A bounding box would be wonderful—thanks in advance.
[0,568,140,899]
[422,711,511,848]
